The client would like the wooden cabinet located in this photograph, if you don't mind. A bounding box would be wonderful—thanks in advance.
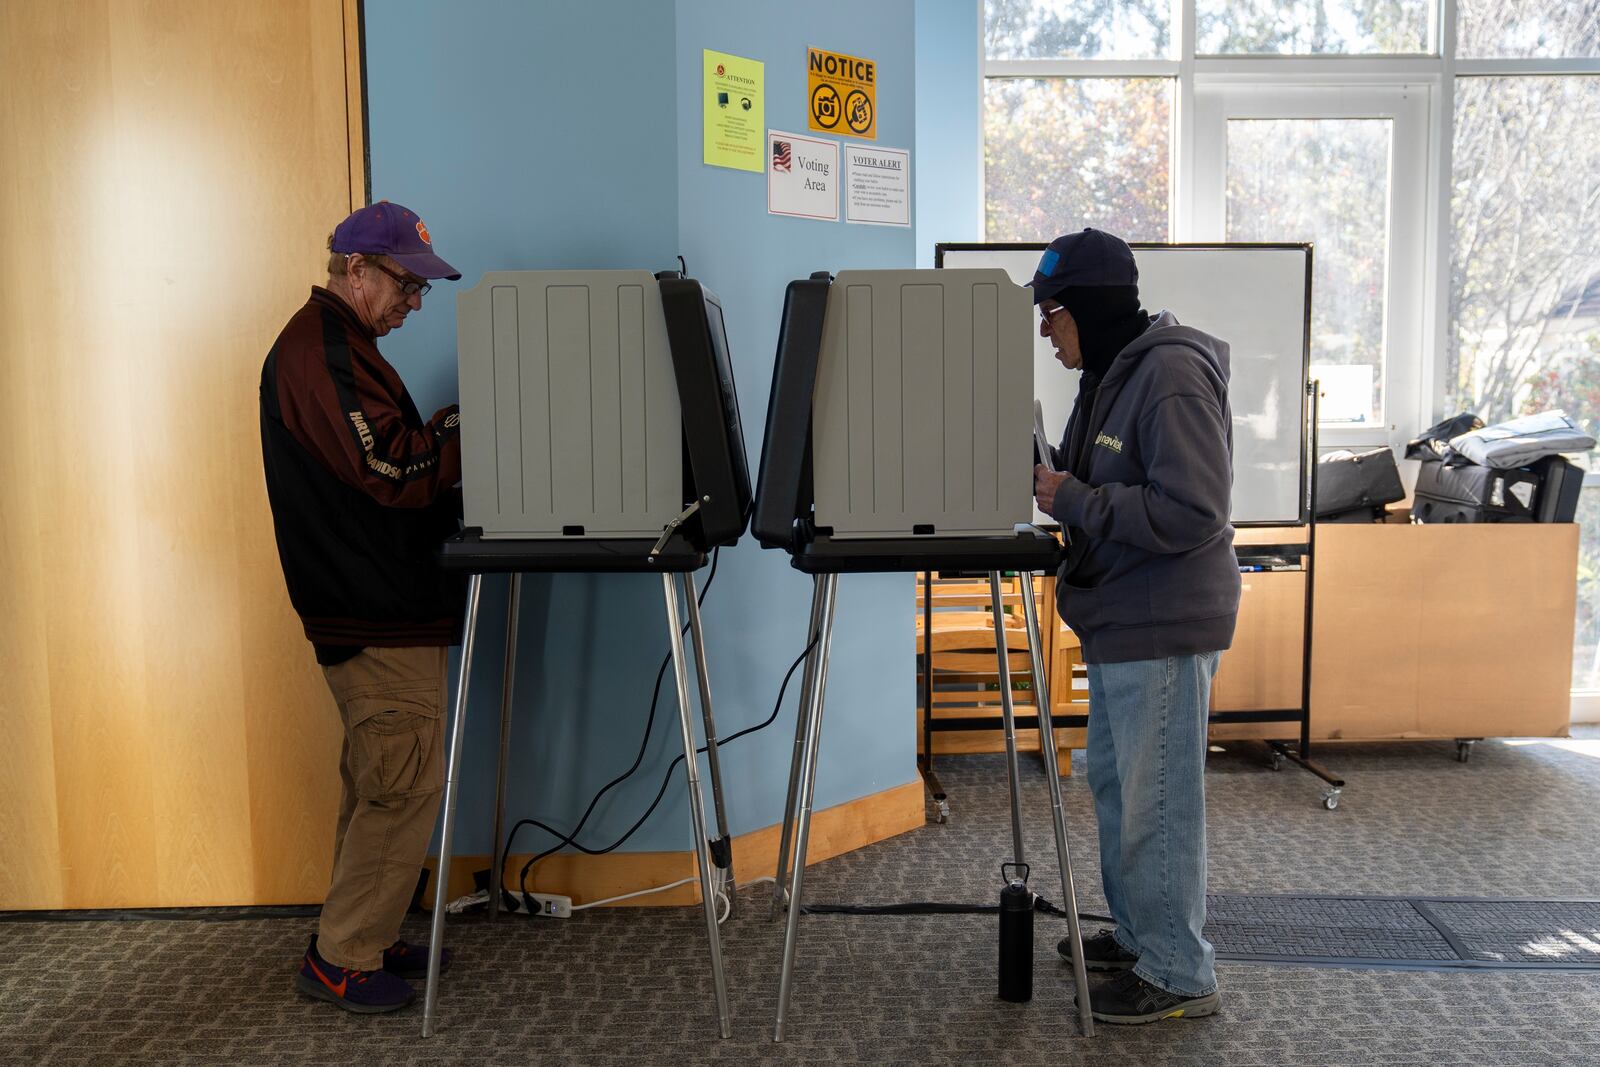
[917,523,1577,764]
[1214,523,1577,743]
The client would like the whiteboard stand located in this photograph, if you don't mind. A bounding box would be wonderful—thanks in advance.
[1238,381,1346,810]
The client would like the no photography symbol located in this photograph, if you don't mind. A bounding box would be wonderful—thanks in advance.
[811,83,841,128]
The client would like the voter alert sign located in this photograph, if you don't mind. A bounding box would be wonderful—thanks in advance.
[768,130,838,222]
[807,47,876,141]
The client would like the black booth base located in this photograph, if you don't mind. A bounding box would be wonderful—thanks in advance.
[437,528,707,573]
[786,526,1062,574]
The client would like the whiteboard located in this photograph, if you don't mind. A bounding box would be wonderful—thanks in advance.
[937,244,1310,526]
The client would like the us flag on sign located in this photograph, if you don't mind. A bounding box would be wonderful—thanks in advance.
[772,140,791,173]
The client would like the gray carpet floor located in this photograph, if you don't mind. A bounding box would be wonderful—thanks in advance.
[5,732,1600,1066]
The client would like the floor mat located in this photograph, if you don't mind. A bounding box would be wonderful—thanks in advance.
[1205,893,1600,971]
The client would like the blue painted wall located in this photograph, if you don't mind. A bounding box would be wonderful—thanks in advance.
[366,0,925,863]
[672,0,918,831]
[915,0,984,266]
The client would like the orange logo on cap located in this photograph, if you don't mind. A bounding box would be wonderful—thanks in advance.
[416,220,431,245]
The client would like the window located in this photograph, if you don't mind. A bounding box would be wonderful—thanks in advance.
[1191,84,1428,439]
[984,78,1171,242]
[1448,77,1600,425]
[1457,0,1600,59]
[1197,0,1435,55]
[1227,118,1394,425]
[985,0,1170,60]
[984,0,1600,705]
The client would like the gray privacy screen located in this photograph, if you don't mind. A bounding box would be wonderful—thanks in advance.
[812,269,1034,539]
[939,245,1311,526]
[455,270,682,539]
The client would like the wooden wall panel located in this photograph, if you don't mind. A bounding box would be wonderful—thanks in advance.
[0,0,362,908]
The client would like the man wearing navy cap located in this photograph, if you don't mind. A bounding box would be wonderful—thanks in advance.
[1030,228,1240,1024]
[260,201,465,1014]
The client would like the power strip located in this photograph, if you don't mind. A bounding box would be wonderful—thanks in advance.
[525,892,572,918]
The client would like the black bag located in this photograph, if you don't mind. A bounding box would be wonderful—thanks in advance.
[1405,412,1483,464]
[1531,455,1584,523]
[1315,448,1405,519]
[1411,461,1540,524]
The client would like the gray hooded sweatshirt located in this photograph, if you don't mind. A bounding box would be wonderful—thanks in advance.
[1047,310,1240,664]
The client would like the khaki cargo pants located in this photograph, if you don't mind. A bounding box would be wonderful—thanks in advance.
[318,646,447,971]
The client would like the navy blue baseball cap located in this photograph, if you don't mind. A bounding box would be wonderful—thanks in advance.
[331,200,461,280]
[1026,227,1138,305]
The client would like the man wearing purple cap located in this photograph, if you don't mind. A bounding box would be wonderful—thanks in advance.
[1029,228,1240,1025]
[260,201,465,1014]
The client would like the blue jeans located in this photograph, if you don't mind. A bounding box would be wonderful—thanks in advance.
[1085,652,1221,997]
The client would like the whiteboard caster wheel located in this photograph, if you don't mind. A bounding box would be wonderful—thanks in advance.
[1455,739,1475,763]
[1270,751,1285,772]
[1322,789,1341,811]
[934,798,950,824]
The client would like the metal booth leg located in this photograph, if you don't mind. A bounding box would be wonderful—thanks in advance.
[773,572,840,1042]
[422,572,484,1038]
[682,570,736,919]
[661,574,733,1039]
[771,575,827,919]
[488,573,522,921]
[988,573,1027,867]
[1020,577,1095,1037]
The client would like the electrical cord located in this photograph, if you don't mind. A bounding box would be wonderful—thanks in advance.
[500,550,823,912]
[801,898,1113,924]
[513,628,819,905]
[498,547,719,900]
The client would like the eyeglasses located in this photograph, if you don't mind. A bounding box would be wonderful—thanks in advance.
[1038,303,1068,324]
[357,256,431,297]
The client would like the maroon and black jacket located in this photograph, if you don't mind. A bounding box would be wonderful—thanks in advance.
[259,287,465,655]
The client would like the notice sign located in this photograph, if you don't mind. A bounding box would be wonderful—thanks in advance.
[845,144,910,227]
[703,49,765,172]
[768,130,839,222]
[807,47,876,141]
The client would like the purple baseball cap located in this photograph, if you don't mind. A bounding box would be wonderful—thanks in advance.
[331,200,461,280]
[1026,227,1138,304]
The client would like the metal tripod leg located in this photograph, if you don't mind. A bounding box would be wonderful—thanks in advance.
[1020,577,1094,1037]
[683,570,735,919]
[772,575,826,919]
[422,572,483,1038]
[773,572,839,1042]
[662,574,733,1040]
[989,572,1027,867]
[489,573,522,921]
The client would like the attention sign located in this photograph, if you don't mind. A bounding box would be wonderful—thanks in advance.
[807,47,876,141]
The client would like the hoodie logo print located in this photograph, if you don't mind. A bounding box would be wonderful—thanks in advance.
[1095,432,1124,455]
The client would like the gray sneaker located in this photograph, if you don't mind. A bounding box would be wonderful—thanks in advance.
[1057,928,1138,971]
[1087,970,1221,1025]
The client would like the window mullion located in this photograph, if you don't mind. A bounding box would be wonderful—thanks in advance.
[1422,0,1459,430]
[1174,0,1197,239]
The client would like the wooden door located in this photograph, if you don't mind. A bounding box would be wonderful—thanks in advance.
[0,0,364,907]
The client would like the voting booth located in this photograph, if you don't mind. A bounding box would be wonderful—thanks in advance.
[754,269,1095,1040]
[423,269,751,1040]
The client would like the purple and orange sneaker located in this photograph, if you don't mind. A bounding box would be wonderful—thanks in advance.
[293,936,415,1014]
[382,939,452,980]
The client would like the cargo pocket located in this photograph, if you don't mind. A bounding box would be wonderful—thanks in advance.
[346,687,443,802]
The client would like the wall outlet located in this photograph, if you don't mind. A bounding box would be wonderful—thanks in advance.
[527,892,572,918]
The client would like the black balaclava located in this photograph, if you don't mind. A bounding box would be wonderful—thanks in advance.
[1056,284,1151,382]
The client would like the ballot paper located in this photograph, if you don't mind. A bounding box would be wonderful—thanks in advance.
[1033,399,1057,472]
